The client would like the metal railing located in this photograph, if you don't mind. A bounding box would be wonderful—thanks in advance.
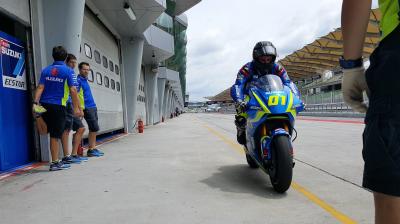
[301,102,365,117]
[302,90,344,105]
[204,99,366,117]
[304,102,351,112]
[153,12,173,35]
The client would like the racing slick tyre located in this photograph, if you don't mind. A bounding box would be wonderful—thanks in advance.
[269,135,293,193]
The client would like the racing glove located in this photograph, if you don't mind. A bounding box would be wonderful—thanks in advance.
[235,101,247,114]
[342,67,370,113]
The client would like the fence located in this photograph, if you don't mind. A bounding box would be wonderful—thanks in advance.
[301,91,366,117]
[205,91,366,117]
[302,90,343,105]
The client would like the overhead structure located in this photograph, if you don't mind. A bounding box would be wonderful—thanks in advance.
[206,88,233,103]
[173,0,202,15]
[207,8,381,103]
[279,9,381,81]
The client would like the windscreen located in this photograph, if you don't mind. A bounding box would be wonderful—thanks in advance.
[254,75,284,92]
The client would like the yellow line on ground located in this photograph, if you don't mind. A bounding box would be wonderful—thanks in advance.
[201,123,244,155]
[291,182,357,224]
[200,119,357,224]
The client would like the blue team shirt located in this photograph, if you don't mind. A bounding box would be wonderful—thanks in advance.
[77,75,96,109]
[39,61,77,106]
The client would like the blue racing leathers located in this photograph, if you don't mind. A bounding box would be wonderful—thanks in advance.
[230,61,300,103]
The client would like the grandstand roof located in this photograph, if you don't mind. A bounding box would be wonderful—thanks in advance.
[206,88,233,103]
[208,9,381,102]
[279,9,381,81]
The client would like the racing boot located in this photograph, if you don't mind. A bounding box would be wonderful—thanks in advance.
[235,115,247,145]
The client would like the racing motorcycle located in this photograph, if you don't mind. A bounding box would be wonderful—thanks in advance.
[240,75,304,193]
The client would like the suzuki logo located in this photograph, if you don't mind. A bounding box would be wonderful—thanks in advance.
[51,68,58,76]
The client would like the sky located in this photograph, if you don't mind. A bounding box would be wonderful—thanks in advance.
[184,0,378,102]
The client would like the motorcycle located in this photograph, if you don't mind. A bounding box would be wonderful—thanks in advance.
[241,75,304,193]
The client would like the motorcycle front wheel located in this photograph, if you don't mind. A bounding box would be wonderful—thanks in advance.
[269,135,293,193]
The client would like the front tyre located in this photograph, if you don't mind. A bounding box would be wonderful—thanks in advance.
[269,135,293,193]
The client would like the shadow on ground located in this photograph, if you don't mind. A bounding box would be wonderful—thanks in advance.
[201,164,287,199]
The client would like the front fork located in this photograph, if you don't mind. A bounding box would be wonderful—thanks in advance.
[260,123,293,164]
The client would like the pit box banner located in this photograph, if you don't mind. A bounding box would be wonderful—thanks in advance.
[0,31,26,91]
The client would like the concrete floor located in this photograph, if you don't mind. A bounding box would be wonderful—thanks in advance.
[0,113,373,224]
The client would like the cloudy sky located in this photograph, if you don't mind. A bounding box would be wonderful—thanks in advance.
[184,0,378,102]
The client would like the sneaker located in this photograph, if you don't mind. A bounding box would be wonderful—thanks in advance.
[87,149,102,157]
[72,154,88,162]
[62,155,82,164]
[49,161,71,171]
[93,149,104,156]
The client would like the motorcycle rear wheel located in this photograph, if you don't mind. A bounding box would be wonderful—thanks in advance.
[269,135,293,193]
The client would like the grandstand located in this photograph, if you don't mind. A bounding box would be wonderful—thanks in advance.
[206,88,233,104]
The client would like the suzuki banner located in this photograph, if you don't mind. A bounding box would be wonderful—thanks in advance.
[0,30,31,171]
[0,30,26,91]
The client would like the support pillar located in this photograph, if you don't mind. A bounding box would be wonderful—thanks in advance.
[157,78,166,122]
[32,0,85,162]
[164,88,171,119]
[162,86,169,120]
[40,0,85,64]
[168,90,173,118]
[171,94,175,116]
[121,38,144,133]
[144,66,158,125]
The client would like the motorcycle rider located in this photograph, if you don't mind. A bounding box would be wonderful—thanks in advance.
[230,41,300,145]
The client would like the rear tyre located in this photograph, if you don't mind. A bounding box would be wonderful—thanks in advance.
[246,154,259,169]
[269,135,293,193]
